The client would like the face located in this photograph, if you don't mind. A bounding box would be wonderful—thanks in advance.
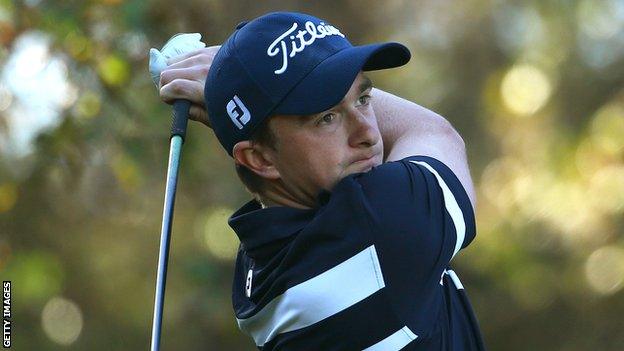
[264,72,384,206]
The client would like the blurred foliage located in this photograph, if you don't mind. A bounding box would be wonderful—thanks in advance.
[1,0,623,350]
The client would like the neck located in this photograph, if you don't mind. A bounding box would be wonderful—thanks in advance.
[257,180,317,209]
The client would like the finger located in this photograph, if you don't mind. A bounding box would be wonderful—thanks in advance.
[166,50,218,71]
[160,66,209,89]
[165,47,207,65]
[189,104,211,128]
[159,79,205,106]
[166,46,221,67]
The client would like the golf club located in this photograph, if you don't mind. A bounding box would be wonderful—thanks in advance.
[150,99,191,351]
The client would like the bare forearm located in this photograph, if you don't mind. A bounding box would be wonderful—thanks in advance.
[372,89,450,160]
[372,88,476,207]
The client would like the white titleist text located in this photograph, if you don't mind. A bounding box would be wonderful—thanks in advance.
[267,21,345,75]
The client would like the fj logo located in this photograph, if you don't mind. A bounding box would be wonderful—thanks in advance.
[226,95,251,129]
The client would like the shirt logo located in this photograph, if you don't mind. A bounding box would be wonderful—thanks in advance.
[245,269,253,298]
[267,21,345,75]
[226,95,251,129]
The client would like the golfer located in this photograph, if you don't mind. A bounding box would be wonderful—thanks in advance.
[158,11,485,351]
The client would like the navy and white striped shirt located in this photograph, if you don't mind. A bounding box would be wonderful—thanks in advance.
[229,156,485,350]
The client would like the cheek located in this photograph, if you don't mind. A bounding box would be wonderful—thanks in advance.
[310,145,350,188]
[282,139,345,185]
[293,148,339,176]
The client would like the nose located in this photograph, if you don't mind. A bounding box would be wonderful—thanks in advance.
[346,109,380,148]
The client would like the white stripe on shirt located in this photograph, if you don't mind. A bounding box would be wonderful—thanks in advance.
[362,326,418,351]
[410,160,466,259]
[237,245,386,347]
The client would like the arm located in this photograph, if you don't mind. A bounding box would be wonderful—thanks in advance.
[372,88,476,208]
[158,48,476,206]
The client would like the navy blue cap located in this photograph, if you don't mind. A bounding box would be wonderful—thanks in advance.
[205,12,411,156]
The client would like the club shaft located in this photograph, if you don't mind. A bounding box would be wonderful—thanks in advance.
[150,135,184,351]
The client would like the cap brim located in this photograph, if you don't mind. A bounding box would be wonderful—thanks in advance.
[273,42,410,115]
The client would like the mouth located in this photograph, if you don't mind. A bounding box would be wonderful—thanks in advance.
[336,153,380,180]
[353,156,374,164]
[351,153,380,171]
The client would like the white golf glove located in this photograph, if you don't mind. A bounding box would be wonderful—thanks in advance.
[148,33,206,87]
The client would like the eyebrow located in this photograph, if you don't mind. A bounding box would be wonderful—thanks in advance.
[295,76,375,126]
[359,76,373,94]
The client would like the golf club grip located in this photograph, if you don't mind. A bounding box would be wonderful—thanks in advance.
[171,99,191,141]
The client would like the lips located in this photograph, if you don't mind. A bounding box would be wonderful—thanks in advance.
[350,153,381,171]
[353,156,374,164]
[352,153,377,164]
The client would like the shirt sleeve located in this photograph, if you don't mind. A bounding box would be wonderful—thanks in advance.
[355,155,476,276]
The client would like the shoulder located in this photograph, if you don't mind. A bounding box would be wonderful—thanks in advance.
[355,155,464,191]
[352,155,473,214]
[341,155,477,261]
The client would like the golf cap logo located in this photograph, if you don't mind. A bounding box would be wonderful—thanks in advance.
[226,95,251,129]
[267,21,345,75]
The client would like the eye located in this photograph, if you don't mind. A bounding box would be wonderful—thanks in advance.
[316,113,335,125]
[358,94,372,106]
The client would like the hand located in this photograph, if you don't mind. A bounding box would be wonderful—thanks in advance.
[158,46,221,128]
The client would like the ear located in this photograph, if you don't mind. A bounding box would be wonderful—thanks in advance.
[232,141,281,180]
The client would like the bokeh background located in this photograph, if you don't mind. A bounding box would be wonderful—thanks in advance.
[1,0,623,350]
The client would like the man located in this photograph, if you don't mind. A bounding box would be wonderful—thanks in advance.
[159,11,485,350]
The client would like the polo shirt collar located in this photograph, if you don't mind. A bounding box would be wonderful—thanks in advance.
[228,199,318,251]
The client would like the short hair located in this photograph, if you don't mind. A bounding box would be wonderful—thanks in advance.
[234,117,278,200]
